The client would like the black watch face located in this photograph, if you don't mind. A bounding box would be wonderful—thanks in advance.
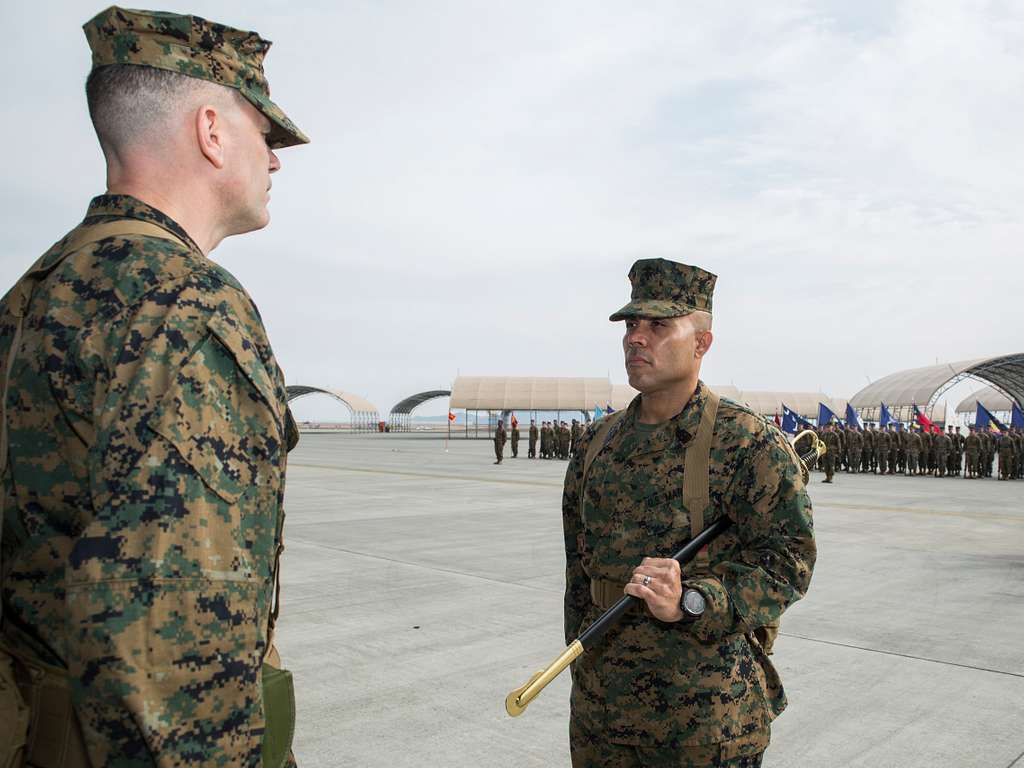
[683,589,706,616]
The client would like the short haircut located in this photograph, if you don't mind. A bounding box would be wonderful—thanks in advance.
[690,310,713,333]
[85,64,239,153]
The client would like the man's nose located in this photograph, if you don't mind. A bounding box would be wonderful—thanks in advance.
[269,150,281,173]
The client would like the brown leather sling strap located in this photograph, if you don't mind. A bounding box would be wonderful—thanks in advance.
[583,390,721,611]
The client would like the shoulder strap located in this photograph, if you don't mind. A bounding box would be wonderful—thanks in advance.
[683,389,720,569]
[579,410,627,524]
[0,219,187,625]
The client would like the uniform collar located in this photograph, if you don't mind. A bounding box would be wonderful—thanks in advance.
[83,194,203,254]
[616,380,709,459]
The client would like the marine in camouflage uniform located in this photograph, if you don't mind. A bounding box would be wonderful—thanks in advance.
[875,426,890,475]
[935,429,951,477]
[0,8,309,767]
[861,425,874,473]
[820,425,840,483]
[494,420,507,464]
[511,422,520,458]
[528,420,538,458]
[905,427,921,475]
[846,427,862,474]
[563,258,815,767]
[964,427,981,478]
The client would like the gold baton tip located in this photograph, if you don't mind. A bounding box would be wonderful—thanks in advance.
[505,640,584,717]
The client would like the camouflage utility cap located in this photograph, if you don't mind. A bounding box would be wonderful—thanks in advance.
[84,6,309,149]
[609,258,716,321]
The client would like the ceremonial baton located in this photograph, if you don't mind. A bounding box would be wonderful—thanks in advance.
[505,516,733,716]
[504,432,825,717]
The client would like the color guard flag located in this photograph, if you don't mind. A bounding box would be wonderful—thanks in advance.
[511,413,518,428]
[448,411,456,422]
[774,412,782,428]
[1013,402,1024,429]
[975,401,1006,433]
[818,402,842,426]
[606,403,616,414]
[881,403,901,428]
[594,404,605,420]
[781,404,815,434]
[845,404,863,429]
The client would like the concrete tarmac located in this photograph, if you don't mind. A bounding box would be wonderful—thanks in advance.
[277,433,1024,768]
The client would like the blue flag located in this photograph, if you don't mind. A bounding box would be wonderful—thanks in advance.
[818,402,842,427]
[781,404,814,435]
[1013,402,1024,429]
[976,401,1006,433]
[880,403,899,427]
[606,403,616,414]
[845,404,863,430]
[594,404,604,420]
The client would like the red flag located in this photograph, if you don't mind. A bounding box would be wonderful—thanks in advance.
[774,412,781,427]
[913,404,933,430]
[448,411,456,422]
[511,413,518,428]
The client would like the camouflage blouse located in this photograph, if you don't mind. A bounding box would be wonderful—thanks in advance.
[0,195,294,766]
[562,381,815,747]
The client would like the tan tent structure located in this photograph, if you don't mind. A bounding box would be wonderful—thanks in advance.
[850,354,1023,423]
[956,386,1015,415]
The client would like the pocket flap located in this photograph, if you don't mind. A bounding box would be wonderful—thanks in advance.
[149,319,284,504]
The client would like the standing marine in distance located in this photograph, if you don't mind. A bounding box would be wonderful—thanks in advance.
[563,258,815,767]
[0,6,308,766]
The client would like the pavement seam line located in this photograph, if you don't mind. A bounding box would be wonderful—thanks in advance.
[289,462,561,488]
[1006,749,1024,768]
[782,632,1024,679]
[288,536,562,593]
[290,464,1024,523]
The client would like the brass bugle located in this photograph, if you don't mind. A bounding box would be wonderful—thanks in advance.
[793,429,827,484]
[504,436,825,717]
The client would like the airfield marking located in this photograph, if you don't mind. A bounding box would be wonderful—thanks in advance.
[782,632,1024,680]
[1006,749,1024,768]
[283,536,562,596]
[289,463,1024,523]
[289,462,562,488]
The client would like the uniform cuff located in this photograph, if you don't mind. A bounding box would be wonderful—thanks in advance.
[684,577,737,641]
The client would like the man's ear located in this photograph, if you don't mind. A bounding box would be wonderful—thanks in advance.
[195,104,226,169]
[695,330,714,359]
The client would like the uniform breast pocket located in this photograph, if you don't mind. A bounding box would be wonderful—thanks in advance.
[634,487,690,544]
[148,315,284,505]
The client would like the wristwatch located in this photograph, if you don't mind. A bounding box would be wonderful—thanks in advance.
[680,588,706,621]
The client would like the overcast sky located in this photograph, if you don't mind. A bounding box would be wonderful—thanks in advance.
[2,1,1021,420]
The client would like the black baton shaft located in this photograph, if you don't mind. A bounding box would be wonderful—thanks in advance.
[577,516,734,651]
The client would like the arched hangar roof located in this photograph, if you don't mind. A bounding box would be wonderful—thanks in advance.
[450,377,636,412]
[956,385,1015,414]
[390,390,451,415]
[286,386,380,416]
[710,387,846,419]
[849,354,1024,411]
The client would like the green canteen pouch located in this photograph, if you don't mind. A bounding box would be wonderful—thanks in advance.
[0,652,29,768]
[261,663,296,768]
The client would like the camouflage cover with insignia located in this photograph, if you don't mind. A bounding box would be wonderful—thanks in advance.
[0,195,295,766]
[562,382,815,747]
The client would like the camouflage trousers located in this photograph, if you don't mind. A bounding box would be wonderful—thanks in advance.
[570,719,767,768]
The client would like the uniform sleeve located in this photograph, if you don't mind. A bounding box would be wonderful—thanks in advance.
[686,428,816,642]
[562,427,594,645]
[66,276,284,767]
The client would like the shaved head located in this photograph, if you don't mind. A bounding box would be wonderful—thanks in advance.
[86,64,243,155]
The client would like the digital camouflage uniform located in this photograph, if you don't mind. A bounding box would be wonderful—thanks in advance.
[529,423,538,458]
[494,423,507,464]
[563,385,815,765]
[1,7,308,766]
[511,425,520,458]
[820,429,840,483]
[563,259,815,766]
[1,195,299,767]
